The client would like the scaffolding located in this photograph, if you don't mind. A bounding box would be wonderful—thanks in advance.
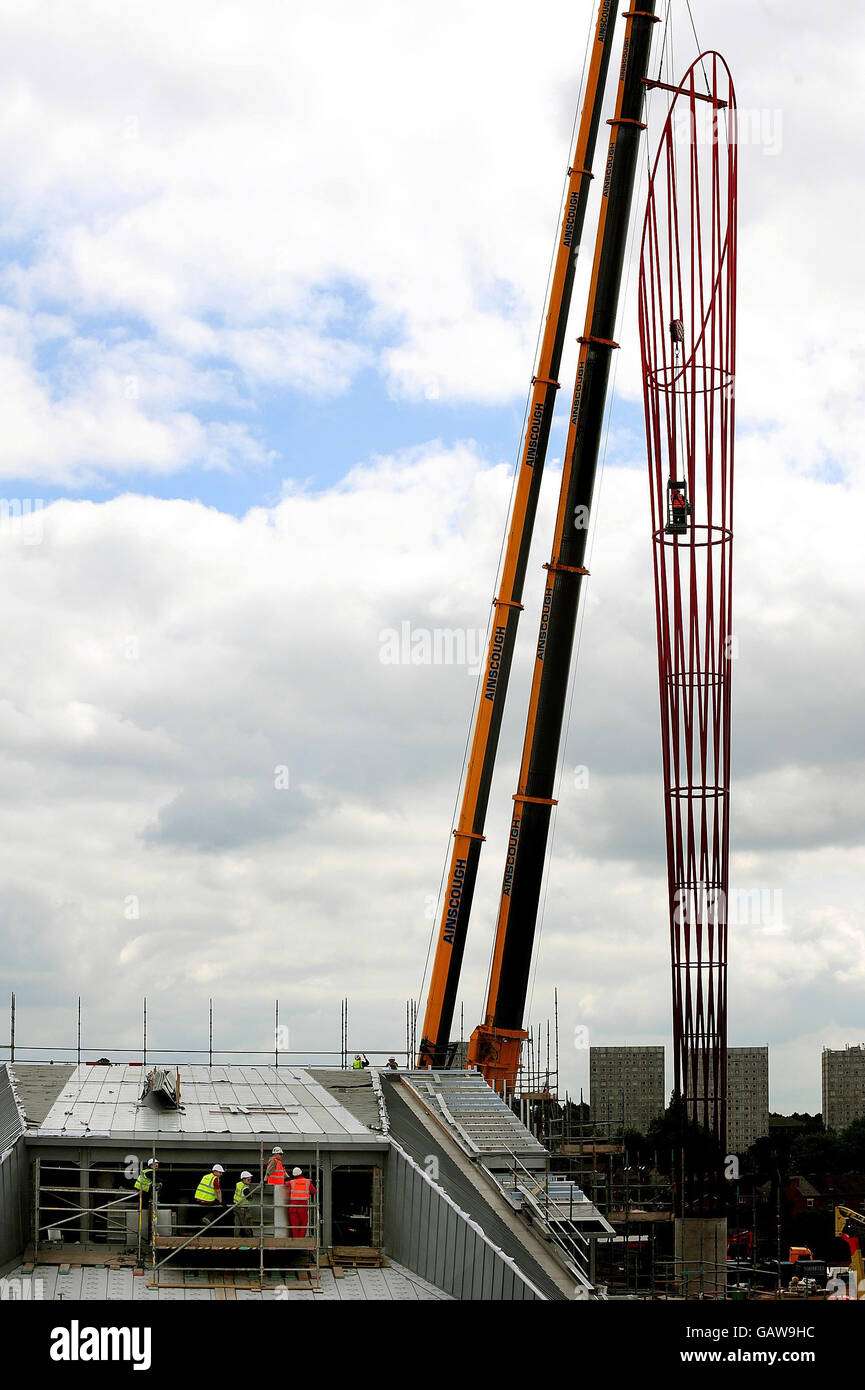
[32,1145,322,1292]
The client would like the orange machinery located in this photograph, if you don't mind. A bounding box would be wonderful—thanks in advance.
[419,1,660,1091]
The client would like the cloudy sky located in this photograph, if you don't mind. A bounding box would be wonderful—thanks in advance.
[0,0,862,1115]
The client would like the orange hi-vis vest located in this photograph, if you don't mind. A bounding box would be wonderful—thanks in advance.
[289,1176,313,1202]
[266,1157,287,1185]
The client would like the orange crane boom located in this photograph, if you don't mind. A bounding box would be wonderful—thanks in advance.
[470,2,659,1091]
[417,0,619,1069]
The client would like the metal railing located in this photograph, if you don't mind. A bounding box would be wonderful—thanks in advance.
[495,1152,594,1290]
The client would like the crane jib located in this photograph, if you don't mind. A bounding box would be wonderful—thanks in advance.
[484,626,507,701]
[524,402,545,467]
[443,859,468,945]
[469,1,660,1088]
[416,0,625,1071]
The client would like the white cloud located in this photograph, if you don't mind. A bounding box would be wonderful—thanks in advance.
[0,1,857,483]
[0,436,862,1105]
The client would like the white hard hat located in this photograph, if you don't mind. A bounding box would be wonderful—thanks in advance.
[147,1158,157,1167]
[240,1170,252,1180]
[212,1164,225,1173]
[272,1146,283,1155]
[292,1166,302,1177]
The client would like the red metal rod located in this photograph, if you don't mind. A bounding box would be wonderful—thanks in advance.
[638,54,737,1205]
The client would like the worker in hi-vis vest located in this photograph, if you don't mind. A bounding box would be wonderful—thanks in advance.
[288,1166,316,1239]
[352,1053,368,1069]
[266,1146,289,1235]
[265,1146,287,1185]
[134,1158,157,1194]
[134,1158,157,1262]
[194,1164,224,1224]
[233,1170,254,1237]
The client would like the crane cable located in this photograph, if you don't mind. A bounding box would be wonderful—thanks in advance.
[415,4,599,1014]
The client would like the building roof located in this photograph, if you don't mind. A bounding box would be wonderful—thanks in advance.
[7,1261,450,1301]
[8,1064,75,1128]
[397,1069,546,1160]
[792,1175,822,1199]
[28,1063,387,1146]
[311,1069,384,1131]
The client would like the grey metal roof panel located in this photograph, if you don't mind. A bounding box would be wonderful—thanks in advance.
[397,1070,546,1158]
[7,1064,75,1129]
[31,1064,384,1144]
[310,1069,385,1132]
[12,1260,448,1301]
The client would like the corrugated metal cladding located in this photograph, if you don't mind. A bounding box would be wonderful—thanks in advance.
[384,1082,566,1299]
[0,1140,28,1270]
[384,1143,543,1301]
[0,1064,24,1152]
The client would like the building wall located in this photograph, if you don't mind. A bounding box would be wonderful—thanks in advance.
[726,1047,769,1153]
[589,1047,665,1136]
[383,1141,544,1300]
[822,1045,865,1131]
[0,1139,28,1271]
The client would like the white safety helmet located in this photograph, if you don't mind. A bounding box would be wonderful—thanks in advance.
[240,1170,252,1180]
[292,1166,302,1177]
[146,1158,157,1167]
[212,1164,225,1173]
[271,1146,283,1155]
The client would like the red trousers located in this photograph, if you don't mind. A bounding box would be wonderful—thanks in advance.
[288,1203,308,1238]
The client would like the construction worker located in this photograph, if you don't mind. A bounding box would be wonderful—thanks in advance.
[134,1158,157,1194]
[352,1053,369,1069]
[287,1166,316,1239]
[265,1146,287,1184]
[233,1170,254,1237]
[266,1146,288,1236]
[194,1163,224,1224]
[386,1057,399,1070]
[134,1158,157,1261]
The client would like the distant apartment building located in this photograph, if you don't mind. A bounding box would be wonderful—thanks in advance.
[822,1045,865,1131]
[726,1047,770,1153]
[590,1047,665,1136]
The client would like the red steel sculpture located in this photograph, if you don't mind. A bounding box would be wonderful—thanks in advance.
[638,54,737,1173]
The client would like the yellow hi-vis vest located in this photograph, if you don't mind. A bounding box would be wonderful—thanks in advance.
[195,1172,219,1202]
[352,1058,363,1069]
[233,1181,250,1207]
[134,1168,151,1193]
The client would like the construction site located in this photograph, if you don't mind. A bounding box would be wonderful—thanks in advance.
[0,0,861,1331]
